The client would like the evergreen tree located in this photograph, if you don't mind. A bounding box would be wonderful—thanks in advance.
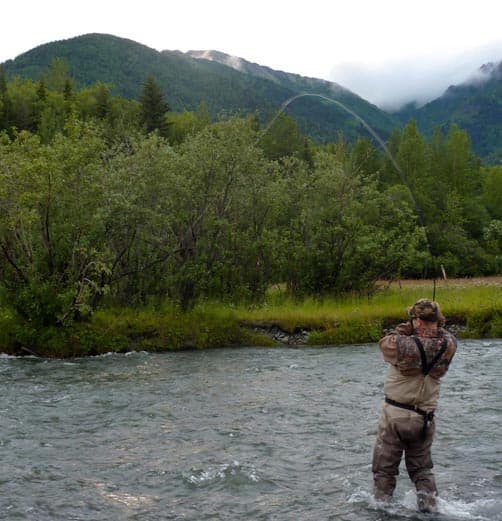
[36,78,48,102]
[139,75,170,136]
[482,166,502,220]
[397,120,427,189]
[378,127,402,187]
[95,83,112,120]
[43,58,72,92]
[63,79,74,101]
[0,65,13,131]
[33,79,48,131]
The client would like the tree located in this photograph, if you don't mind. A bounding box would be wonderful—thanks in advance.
[483,220,502,258]
[0,65,13,132]
[482,166,502,220]
[164,117,278,307]
[443,124,480,197]
[139,75,170,136]
[43,58,73,93]
[282,147,421,295]
[0,120,109,327]
[33,79,48,131]
[258,112,306,161]
[443,125,488,243]
[101,117,281,309]
[396,120,428,192]
[378,127,402,187]
[166,105,210,145]
[350,137,382,178]
[94,83,112,120]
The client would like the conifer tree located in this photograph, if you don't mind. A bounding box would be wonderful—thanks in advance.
[139,75,170,136]
[95,83,111,120]
[0,65,12,131]
[33,79,48,131]
[63,79,74,101]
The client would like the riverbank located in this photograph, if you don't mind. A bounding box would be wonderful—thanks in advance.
[1,278,501,357]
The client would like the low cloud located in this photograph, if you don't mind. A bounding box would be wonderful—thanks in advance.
[329,42,502,111]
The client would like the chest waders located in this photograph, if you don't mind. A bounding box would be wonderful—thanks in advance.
[385,336,449,439]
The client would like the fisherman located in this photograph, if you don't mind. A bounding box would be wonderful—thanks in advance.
[372,298,457,513]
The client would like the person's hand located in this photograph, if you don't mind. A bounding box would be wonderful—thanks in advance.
[395,322,413,335]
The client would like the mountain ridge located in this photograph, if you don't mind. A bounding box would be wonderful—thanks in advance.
[2,33,502,162]
[1,33,398,144]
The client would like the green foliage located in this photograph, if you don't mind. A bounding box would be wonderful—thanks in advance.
[378,121,497,277]
[160,117,282,307]
[0,65,500,342]
[464,309,502,338]
[482,166,502,220]
[0,121,110,327]
[259,112,308,160]
[0,303,16,350]
[0,66,14,132]
[1,279,501,356]
[280,146,422,295]
[166,104,211,144]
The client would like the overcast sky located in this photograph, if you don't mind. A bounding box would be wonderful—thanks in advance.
[3,0,502,109]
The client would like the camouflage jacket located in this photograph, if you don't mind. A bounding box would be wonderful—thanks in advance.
[378,322,457,410]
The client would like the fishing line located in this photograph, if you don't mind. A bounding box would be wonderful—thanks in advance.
[258,93,437,299]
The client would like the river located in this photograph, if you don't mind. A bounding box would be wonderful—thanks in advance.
[1,339,501,520]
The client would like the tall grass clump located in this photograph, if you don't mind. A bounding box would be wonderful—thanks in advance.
[91,302,248,352]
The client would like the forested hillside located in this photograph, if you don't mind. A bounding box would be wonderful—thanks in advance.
[395,61,502,164]
[2,33,397,143]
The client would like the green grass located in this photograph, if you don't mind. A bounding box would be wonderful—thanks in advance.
[1,278,501,357]
[235,279,500,324]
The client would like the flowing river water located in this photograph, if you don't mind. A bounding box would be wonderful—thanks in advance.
[1,339,501,520]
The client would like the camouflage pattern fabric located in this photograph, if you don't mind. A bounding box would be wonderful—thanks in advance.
[395,330,456,378]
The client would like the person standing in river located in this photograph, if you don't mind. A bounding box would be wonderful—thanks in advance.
[372,298,457,513]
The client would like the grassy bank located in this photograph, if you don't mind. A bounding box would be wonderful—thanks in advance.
[1,278,501,357]
[236,278,502,344]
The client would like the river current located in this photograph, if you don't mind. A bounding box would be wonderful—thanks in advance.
[1,339,501,520]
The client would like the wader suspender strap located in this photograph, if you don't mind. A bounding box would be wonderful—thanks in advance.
[411,336,449,376]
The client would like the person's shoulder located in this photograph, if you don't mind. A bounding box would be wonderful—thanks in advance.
[393,322,413,336]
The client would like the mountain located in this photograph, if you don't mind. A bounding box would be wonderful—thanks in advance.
[187,49,348,97]
[1,33,398,144]
[3,34,501,163]
[395,61,502,164]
